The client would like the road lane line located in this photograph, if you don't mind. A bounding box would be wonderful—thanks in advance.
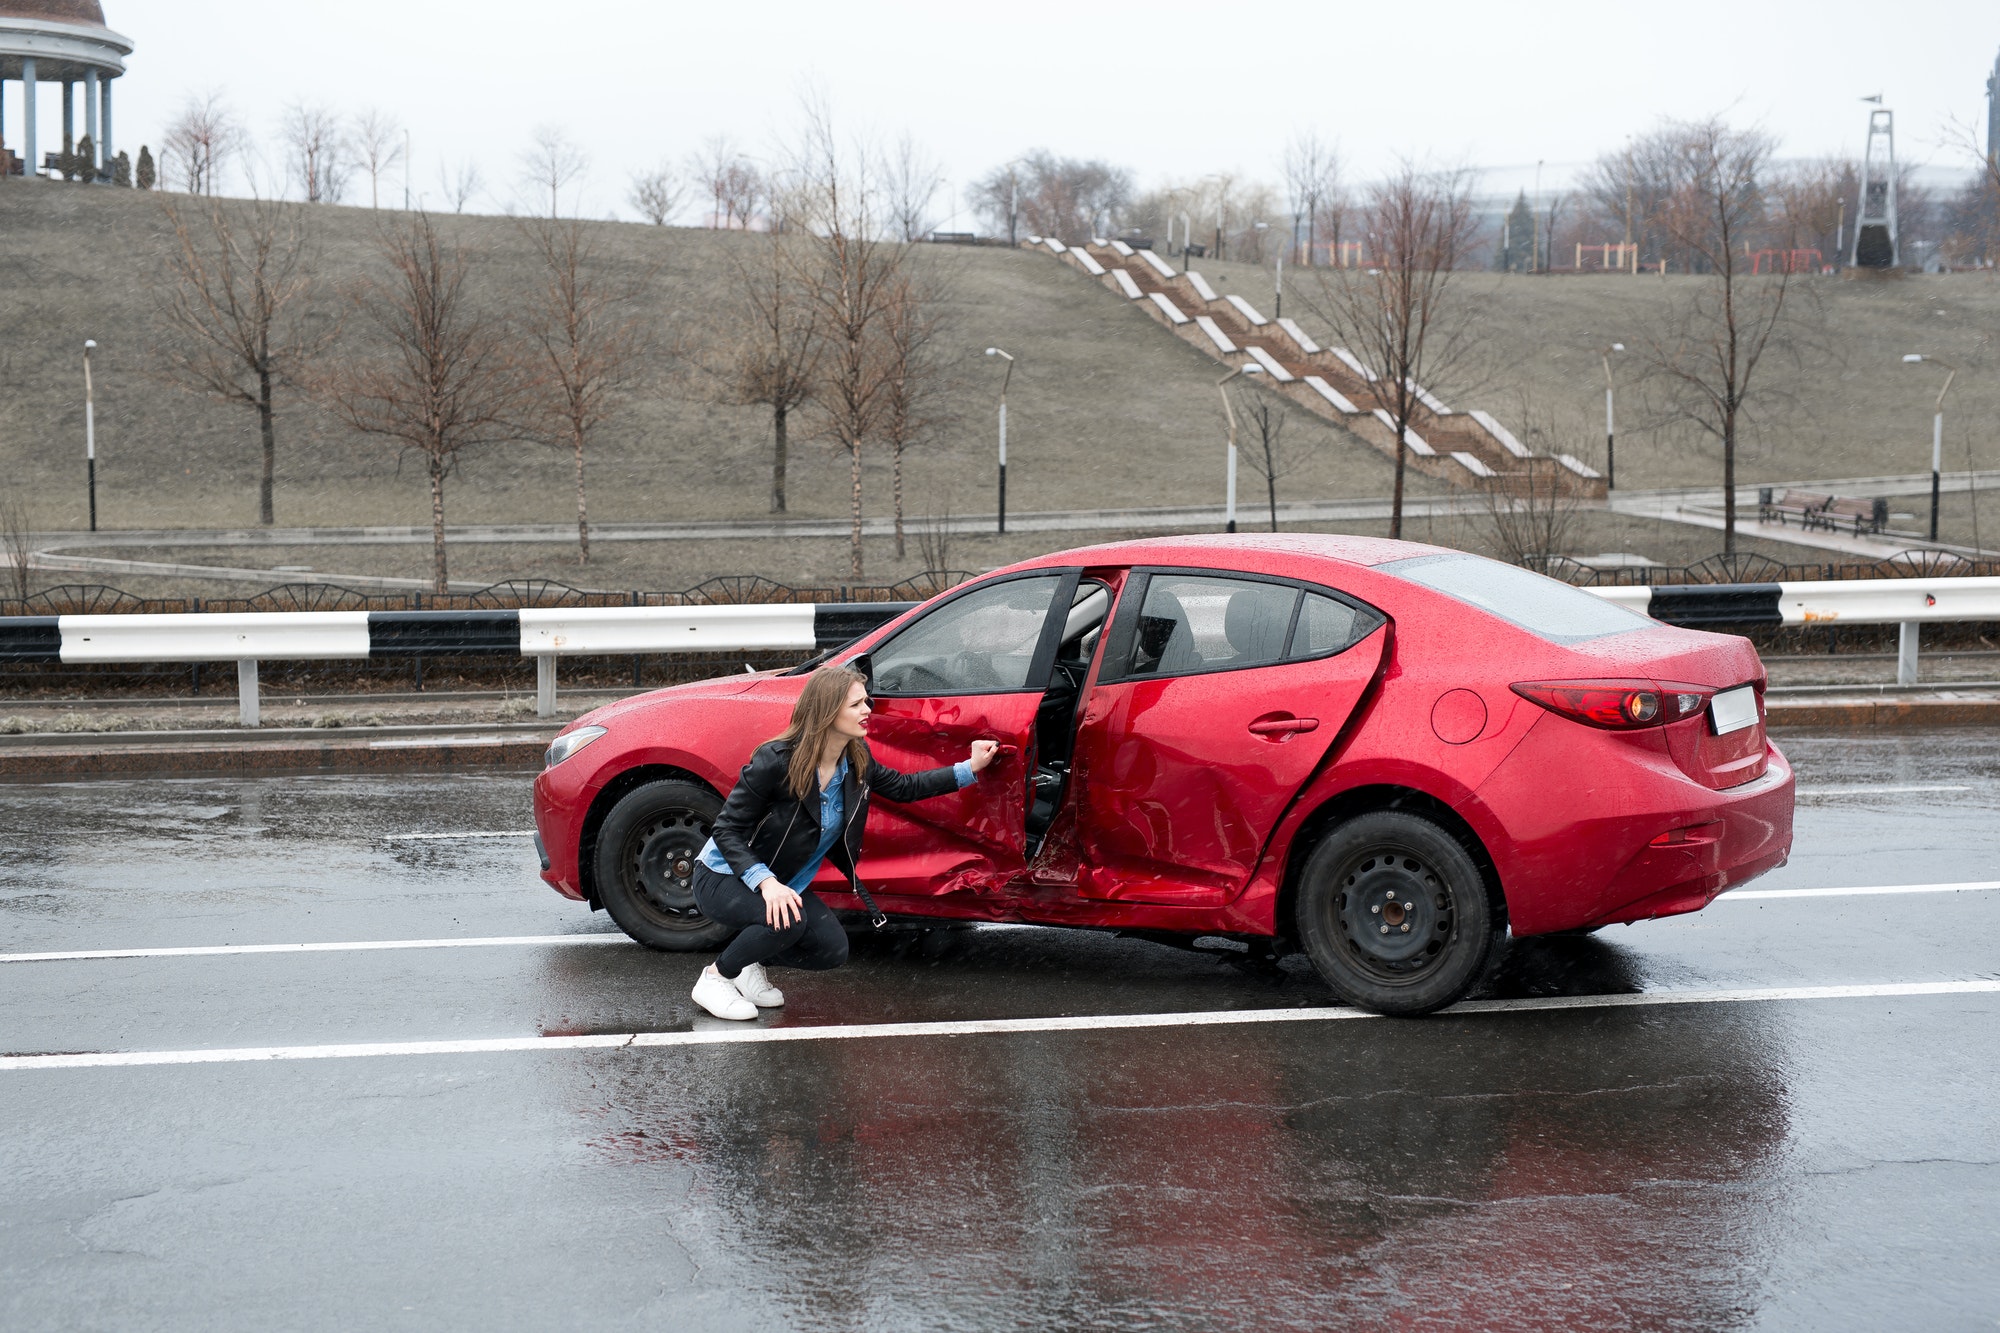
[4,980,1995,1072]
[0,935,630,964]
[1721,880,2000,901]
[380,831,538,841]
[1795,784,1973,796]
[8,879,2000,964]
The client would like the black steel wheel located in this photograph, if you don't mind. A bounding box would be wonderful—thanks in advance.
[1296,810,1502,1016]
[592,779,733,952]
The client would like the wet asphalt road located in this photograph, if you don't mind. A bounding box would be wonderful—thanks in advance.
[2,732,1998,1331]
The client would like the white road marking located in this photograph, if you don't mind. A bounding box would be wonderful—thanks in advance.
[6,878,1999,964]
[4,980,1993,1072]
[379,831,537,841]
[1796,784,1974,796]
[0,935,629,964]
[1721,880,2000,901]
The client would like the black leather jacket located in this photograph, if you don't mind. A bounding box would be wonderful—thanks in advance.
[710,739,962,891]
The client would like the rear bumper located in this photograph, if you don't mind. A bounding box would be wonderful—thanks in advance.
[1475,720,1795,935]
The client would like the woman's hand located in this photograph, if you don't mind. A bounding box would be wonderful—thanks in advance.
[758,878,803,929]
[966,739,1000,773]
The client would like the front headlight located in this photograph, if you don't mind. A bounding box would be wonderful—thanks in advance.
[544,725,607,769]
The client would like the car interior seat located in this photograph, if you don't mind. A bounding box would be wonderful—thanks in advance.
[1221,585,1293,665]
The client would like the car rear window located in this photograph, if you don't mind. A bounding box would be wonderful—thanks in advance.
[1377,553,1652,643]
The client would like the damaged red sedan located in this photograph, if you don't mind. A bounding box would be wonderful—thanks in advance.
[531,535,1794,1015]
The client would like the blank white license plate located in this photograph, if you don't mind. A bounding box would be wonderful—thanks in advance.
[1709,685,1758,736]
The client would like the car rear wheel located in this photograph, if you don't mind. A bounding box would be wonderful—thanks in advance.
[1296,810,1501,1016]
[593,780,734,952]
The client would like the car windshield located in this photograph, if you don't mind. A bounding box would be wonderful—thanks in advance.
[1377,553,1652,644]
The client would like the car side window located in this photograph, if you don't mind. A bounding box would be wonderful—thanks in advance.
[1125,575,1299,679]
[1288,592,1378,660]
[869,575,1064,696]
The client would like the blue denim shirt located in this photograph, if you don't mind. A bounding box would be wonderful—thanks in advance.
[699,756,975,893]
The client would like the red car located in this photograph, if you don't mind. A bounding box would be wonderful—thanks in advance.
[531,535,1794,1015]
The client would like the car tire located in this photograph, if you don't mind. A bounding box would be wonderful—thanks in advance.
[593,780,735,952]
[1296,810,1502,1016]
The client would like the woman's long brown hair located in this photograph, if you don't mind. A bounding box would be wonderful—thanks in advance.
[777,666,871,800]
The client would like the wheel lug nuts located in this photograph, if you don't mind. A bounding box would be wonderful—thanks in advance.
[1401,924,1411,933]
[1379,924,1390,934]
[1371,904,1381,914]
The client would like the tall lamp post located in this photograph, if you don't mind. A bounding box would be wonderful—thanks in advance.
[1600,342,1624,489]
[1216,363,1265,533]
[985,347,1015,534]
[83,339,98,532]
[1903,353,1955,542]
[1252,220,1283,316]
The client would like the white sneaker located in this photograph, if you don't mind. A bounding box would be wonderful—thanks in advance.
[692,964,757,1021]
[730,961,784,1008]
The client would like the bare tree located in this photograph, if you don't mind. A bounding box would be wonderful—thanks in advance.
[154,194,322,525]
[1233,392,1308,531]
[791,100,907,577]
[160,92,243,196]
[282,103,349,204]
[971,150,1132,245]
[517,126,588,218]
[0,495,33,603]
[1480,398,1587,566]
[689,136,762,229]
[915,502,954,575]
[692,231,822,513]
[1283,132,1341,265]
[519,216,646,564]
[629,163,688,226]
[1639,118,1793,551]
[324,214,527,591]
[1304,162,1479,537]
[884,133,945,241]
[877,266,954,558]
[353,109,403,209]
[437,158,483,214]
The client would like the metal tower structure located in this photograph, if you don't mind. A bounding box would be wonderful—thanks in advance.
[1852,107,1898,269]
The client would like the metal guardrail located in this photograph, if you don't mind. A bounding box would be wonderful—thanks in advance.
[0,604,916,726]
[1585,576,2000,684]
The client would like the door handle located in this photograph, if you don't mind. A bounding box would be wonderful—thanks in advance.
[1248,716,1319,736]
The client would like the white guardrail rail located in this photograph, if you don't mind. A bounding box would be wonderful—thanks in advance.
[3,577,1998,726]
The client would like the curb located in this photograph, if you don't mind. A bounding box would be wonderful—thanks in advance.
[1766,697,2000,729]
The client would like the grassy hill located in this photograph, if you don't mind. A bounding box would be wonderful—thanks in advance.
[3,183,1996,594]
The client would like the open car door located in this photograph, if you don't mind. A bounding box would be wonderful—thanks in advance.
[1064,570,1388,905]
[840,570,1080,902]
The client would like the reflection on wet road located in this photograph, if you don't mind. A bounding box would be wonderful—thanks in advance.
[2,731,1998,1329]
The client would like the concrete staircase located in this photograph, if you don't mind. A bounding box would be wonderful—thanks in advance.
[1034,238,1606,501]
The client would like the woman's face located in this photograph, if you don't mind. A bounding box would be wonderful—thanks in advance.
[831,681,872,742]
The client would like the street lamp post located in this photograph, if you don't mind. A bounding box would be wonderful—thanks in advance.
[985,347,1015,534]
[1903,354,1955,542]
[83,339,98,532]
[1600,342,1625,489]
[1216,363,1265,533]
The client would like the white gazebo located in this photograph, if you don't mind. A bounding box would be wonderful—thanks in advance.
[0,1,133,180]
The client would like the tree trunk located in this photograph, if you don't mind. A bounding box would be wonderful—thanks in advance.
[573,430,589,565]
[848,441,864,580]
[1722,412,1737,554]
[771,405,788,514]
[429,456,449,594]
[1389,413,1408,540]
[1267,467,1279,532]
[893,438,906,560]
[257,367,276,526]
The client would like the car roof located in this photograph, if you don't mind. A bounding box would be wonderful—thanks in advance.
[1007,532,1459,573]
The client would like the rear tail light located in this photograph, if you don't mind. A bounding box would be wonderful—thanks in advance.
[1511,680,1711,731]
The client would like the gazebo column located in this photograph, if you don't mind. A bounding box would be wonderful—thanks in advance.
[21,57,35,177]
[99,75,112,170]
[83,70,99,173]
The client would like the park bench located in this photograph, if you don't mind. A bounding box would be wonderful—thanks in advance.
[1758,489,1887,534]
[928,232,977,244]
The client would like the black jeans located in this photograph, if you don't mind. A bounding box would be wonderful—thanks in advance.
[691,864,850,980]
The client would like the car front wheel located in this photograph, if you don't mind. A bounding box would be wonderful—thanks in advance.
[1296,810,1501,1016]
[592,779,735,952]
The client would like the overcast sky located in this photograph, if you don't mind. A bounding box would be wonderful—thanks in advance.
[63,0,2000,220]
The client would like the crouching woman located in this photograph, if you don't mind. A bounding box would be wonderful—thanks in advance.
[687,665,998,1020]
